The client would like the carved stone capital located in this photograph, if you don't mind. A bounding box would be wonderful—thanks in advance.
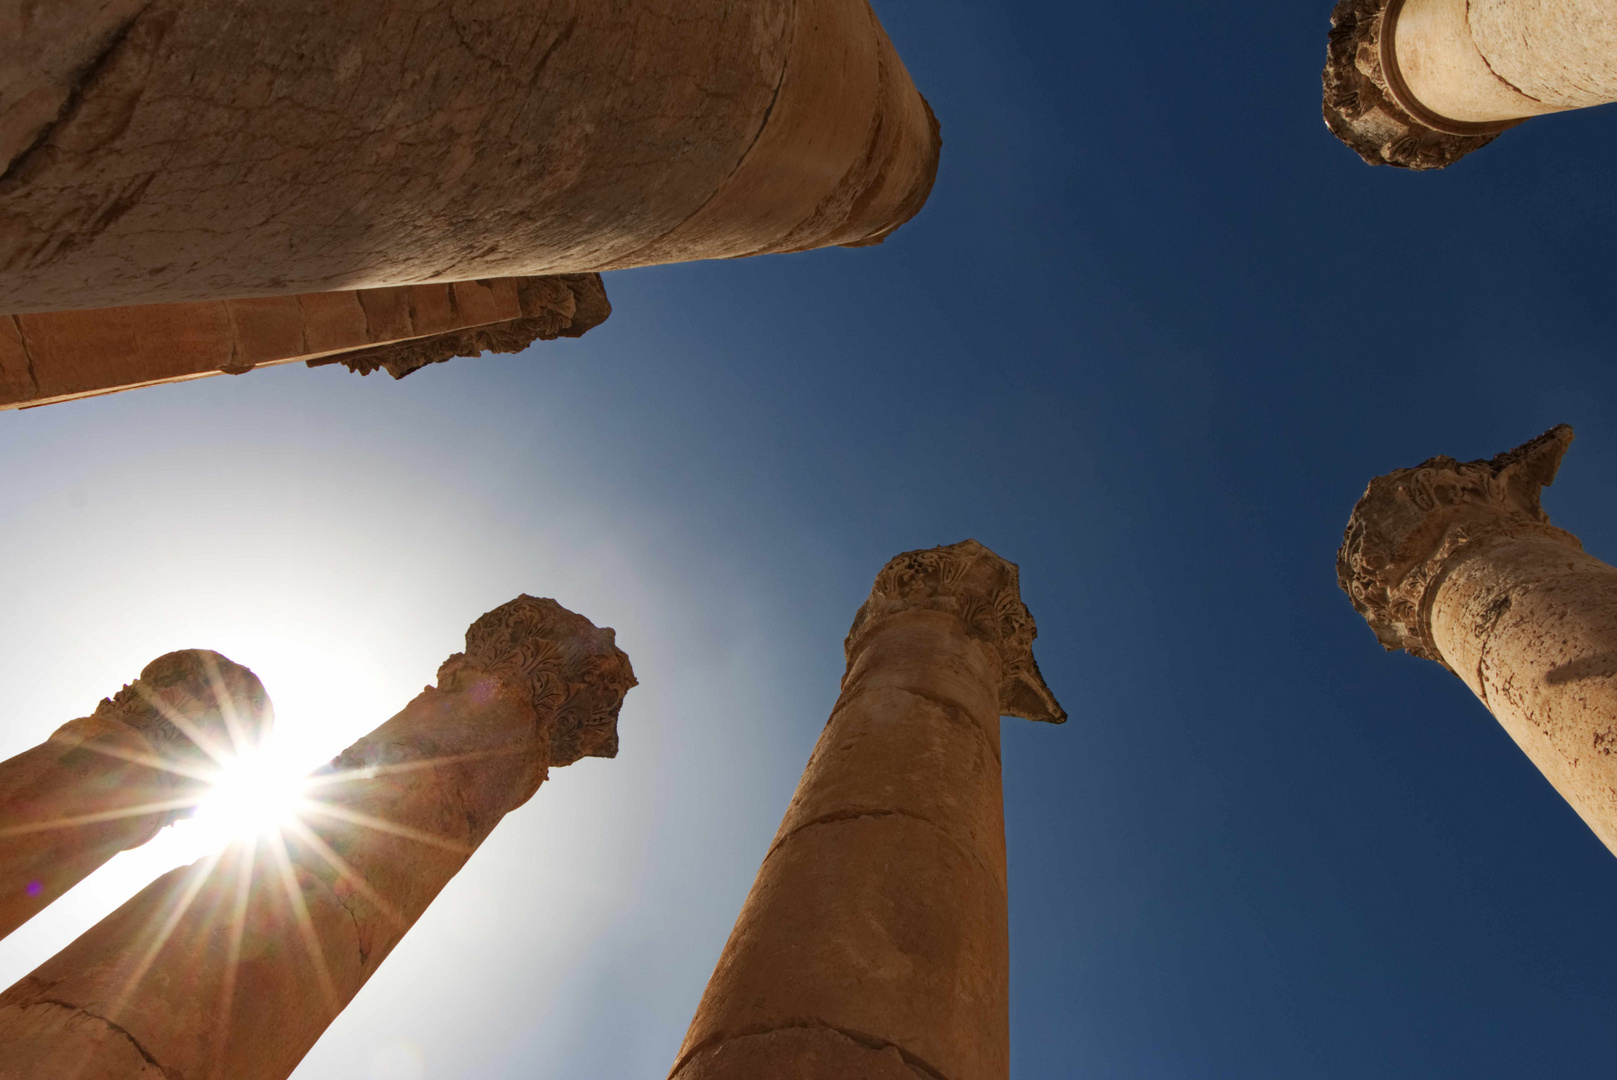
[1337,425,1579,662]
[1323,0,1513,170]
[309,273,612,380]
[75,649,273,760]
[437,595,637,766]
[845,539,1066,724]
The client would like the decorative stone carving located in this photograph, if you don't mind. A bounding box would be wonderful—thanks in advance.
[0,650,271,942]
[1337,425,1577,661]
[0,597,635,1080]
[846,538,1066,724]
[308,274,612,380]
[435,594,637,766]
[1322,0,1509,170]
[81,649,273,764]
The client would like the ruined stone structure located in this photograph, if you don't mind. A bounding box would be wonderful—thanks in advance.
[1339,426,1617,857]
[1,0,939,406]
[669,540,1064,1080]
[0,596,635,1080]
[1323,0,1617,168]
[1,273,609,410]
[0,650,270,942]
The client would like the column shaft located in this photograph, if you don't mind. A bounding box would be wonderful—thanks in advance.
[0,651,270,942]
[0,596,635,1080]
[669,540,1063,1080]
[1394,0,1617,123]
[0,0,939,315]
[1339,425,1617,858]
[1429,535,1617,853]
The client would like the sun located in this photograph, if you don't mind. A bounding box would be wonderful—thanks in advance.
[189,748,309,845]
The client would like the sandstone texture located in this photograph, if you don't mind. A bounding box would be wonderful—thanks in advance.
[1323,0,1617,169]
[0,273,608,410]
[0,596,634,1080]
[1340,426,1617,858]
[670,540,1063,1080]
[0,650,270,942]
[0,0,940,315]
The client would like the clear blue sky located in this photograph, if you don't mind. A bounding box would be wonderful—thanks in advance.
[4,1,1617,1077]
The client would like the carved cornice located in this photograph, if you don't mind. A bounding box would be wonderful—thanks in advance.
[309,273,612,379]
[85,649,272,759]
[437,595,637,766]
[1322,0,1512,170]
[1337,425,1579,662]
[845,539,1066,724]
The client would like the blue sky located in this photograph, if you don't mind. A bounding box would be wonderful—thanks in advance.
[4,1,1617,1077]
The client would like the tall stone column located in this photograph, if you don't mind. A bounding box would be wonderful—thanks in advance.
[669,540,1065,1080]
[1,0,940,315]
[1323,0,1617,168]
[0,595,635,1080]
[1339,425,1617,857]
[0,650,270,942]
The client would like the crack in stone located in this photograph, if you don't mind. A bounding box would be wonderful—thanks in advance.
[36,998,176,1077]
[0,1,155,185]
[765,806,1004,893]
[670,1018,951,1080]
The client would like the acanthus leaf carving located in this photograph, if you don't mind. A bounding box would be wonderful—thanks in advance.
[436,594,637,767]
[1337,425,1579,663]
[845,539,1066,724]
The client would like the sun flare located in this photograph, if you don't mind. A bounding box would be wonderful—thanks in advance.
[190,750,308,846]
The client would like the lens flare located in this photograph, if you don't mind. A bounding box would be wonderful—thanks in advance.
[190,750,308,845]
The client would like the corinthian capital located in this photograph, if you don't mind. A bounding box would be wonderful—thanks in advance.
[436,595,638,766]
[1337,425,1579,661]
[1322,0,1511,169]
[845,539,1066,723]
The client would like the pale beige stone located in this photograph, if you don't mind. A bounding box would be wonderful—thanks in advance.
[0,596,635,1080]
[0,651,270,942]
[1322,0,1617,168]
[670,540,1063,1080]
[0,0,939,315]
[1340,425,1617,858]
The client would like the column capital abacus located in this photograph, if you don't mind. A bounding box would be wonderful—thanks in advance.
[67,649,272,761]
[1322,0,1512,170]
[436,595,637,766]
[1337,425,1580,663]
[845,539,1066,724]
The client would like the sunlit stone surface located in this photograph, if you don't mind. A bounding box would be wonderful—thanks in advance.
[1322,0,1617,168]
[668,540,1064,1080]
[0,596,635,1080]
[0,651,271,943]
[1340,426,1617,857]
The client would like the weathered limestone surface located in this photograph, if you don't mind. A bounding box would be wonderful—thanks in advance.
[1340,425,1617,857]
[0,273,608,410]
[0,650,270,942]
[0,596,635,1080]
[1322,0,1617,169]
[670,540,1063,1080]
[0,0,940,315]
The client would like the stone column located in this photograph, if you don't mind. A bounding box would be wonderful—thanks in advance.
[0,595,635,1080]
[669,540,1064,1080]
[0,650,270,942]
[1,0,940,315]
[1323,0,1617,168]
[1339,425,1617,856]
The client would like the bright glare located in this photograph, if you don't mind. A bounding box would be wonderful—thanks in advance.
[189,748,309,846]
